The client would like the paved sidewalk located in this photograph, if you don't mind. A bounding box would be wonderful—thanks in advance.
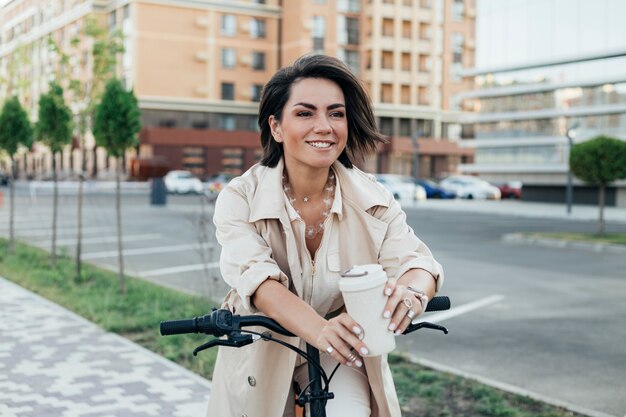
[0,277,210,417]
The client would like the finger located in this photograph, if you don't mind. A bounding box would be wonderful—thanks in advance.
[383,284,406,320]
[384,277,397,297]
[336,314,369,357]
[394,311,415,335]
[324,332,355,365]
[388,292,413,333]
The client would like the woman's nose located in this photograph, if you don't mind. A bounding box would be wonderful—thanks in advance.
[313,115,332,134]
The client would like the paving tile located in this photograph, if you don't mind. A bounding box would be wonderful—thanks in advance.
[0,277,210,417]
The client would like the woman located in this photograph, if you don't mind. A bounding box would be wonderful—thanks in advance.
[209,54,443,417]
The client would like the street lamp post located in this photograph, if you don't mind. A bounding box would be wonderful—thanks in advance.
[565,123,579,215]
[411,132,420,179]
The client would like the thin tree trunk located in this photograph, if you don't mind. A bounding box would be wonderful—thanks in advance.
[597,184,605,236]
[76,170,84,280]
[8,156,16,254]
[51,152,58,268]
[116,157,126,294]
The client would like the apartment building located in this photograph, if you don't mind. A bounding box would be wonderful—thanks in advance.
[457,0,626,206]
[0,0,475,180]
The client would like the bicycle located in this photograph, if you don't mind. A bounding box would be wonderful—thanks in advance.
[160,295,451,417]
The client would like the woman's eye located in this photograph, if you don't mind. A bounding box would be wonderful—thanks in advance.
[330,111,345,118]
[297,111,312,117]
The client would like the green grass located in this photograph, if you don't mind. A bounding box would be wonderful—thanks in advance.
[0,239,218,378]
[0,238,585,417]
[526,232,626,246]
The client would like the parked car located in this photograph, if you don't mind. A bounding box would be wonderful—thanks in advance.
[163,170,203,194]
[205,173,236,193]
[496,181,523,199]
[415,179,456,199]
[439,175,501,200]
[374,174,427,202]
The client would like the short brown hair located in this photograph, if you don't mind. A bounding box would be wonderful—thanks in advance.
[258,54,386,168]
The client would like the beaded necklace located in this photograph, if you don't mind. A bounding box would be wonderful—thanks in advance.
[283,170,336,240]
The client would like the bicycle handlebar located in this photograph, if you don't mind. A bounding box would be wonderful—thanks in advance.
[160,296,450,337]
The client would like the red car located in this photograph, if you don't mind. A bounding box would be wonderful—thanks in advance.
[497,181,522,199]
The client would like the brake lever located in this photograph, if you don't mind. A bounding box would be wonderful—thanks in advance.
[193,333,255,356]
[403,321,449,335]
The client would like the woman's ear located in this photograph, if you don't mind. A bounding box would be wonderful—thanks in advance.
[269,115,283,143]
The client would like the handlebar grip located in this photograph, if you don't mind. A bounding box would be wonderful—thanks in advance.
[160,318,198,336]
[425,296,450,312]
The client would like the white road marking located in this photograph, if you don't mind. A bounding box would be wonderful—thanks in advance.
[415,294,505,324]
[55,233,163,246]
[138,262,220,278]
[82,243,202,260]
[6,226,113,237]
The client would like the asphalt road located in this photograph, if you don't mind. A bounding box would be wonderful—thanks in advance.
[2,186,625,417]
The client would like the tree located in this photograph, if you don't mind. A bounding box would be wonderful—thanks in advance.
[36,83,73,267]
[0,97,33,254]
[93,79,141,294]
[51,16,124,280]
[570,135,626,236]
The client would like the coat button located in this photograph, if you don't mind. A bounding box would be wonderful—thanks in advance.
[248,376,256,386]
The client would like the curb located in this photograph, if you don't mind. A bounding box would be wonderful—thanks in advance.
[502,233,626,254]
[406,355,619,417]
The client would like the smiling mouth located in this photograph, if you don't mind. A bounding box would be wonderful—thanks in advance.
[307,141,334,149]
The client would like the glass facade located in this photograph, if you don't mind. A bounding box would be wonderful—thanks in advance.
[463,0,626,178]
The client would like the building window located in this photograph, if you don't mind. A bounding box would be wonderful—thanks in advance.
[219,115,236,131]
[250,18,266,38]
[452,33,464,63]
[382,51,393,69]
[222,147,243,171]
[338,16,359,45]
[338,49,360,75]
[401,52,411,71]
[379,117,393,136]
[312,16,325,52]
[108,11,116,31]
[221,15,236,36]
[221,82,235,100]
[381,83,393,103]
[452,0,464,21]
[251,84,263,102]
[182,146,205,177]
[338,0,360,12]
[251,51,265,70]
[221,48,236,68]
[419,22,431,40]
[382,18,394,37]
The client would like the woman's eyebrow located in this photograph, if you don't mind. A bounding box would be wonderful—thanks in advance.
[293,102,346,110]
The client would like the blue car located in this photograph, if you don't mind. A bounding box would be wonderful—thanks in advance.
[415,179,456,199]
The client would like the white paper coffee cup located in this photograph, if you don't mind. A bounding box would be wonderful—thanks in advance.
[338,264,395,356]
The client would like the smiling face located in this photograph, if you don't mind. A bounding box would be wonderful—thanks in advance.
[269,77,348,174]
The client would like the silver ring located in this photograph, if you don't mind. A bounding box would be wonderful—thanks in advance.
[403,297,413,309]
[326,346,334,354]
[347,352,358,362]
[406,310,416,320]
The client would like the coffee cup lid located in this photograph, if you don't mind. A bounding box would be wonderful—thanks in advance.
[338,264,387,292]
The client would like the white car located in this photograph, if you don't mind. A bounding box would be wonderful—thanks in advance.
[374,174,427,202]
[163,170,203,194]
[439,175,501,200]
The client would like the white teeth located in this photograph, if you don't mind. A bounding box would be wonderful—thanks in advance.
[309,142,332,148]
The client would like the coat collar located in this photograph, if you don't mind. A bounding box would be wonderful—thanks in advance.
[248,158,389,223]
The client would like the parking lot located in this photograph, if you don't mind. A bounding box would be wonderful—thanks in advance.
[2,182,626,417]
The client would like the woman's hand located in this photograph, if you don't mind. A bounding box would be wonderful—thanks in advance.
[315,313,369,367]
[382,278,426,335]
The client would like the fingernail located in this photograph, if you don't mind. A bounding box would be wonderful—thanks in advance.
[383,310,391,319]
[360,347,369,355]
[355,360,363,367]
[353,326,362,335]
[346,361,353,367]
[384,287,392,296]
[395,329,402,336]
[388,322,396,331]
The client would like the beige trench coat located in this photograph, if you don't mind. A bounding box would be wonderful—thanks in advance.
[208,159,444,417]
